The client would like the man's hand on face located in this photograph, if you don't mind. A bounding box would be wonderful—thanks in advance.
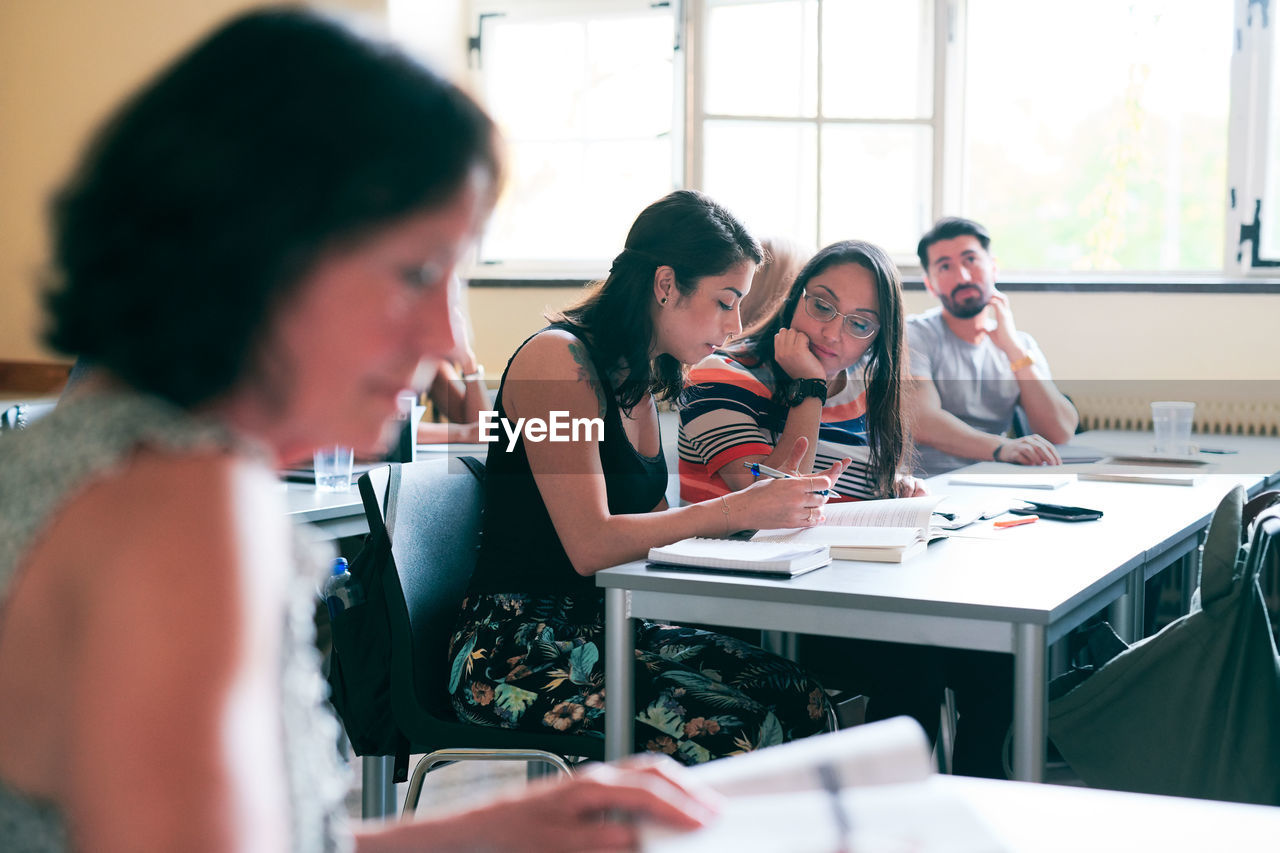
[985,290,1023,357]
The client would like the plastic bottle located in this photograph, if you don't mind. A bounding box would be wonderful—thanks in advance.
[323,557,364,621]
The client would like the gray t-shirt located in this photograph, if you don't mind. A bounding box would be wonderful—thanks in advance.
[906,306,1050,477]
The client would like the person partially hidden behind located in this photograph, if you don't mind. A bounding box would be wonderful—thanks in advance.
[906,217,1078,478]
[417,292,489,444]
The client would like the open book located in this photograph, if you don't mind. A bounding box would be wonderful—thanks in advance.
[751,495,946,563]
[640,717,1006,852]
[647,539,831,578]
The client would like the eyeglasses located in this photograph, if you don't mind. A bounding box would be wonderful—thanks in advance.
[801,290,880,340]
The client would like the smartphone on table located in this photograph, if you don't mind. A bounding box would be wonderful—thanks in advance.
[1008,501,1103,522]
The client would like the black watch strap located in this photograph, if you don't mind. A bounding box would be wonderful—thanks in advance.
[788,378,828,407]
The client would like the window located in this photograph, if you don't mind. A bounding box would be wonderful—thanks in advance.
[467,1,679,272]
[961,0,1232,272]
[696,0,936,257]
[449,0,1280,277]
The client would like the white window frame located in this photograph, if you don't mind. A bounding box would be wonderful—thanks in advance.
[1226,0,1279,273]
[460,0,1280,280]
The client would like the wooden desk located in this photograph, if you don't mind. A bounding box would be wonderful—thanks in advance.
[598,468,1270,781]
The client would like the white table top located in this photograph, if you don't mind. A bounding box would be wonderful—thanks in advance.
[596,471,1260,650]
[949,775,1280,851]
[283,444,491,540]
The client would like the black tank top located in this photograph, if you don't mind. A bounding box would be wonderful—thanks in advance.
[469,323,669,594]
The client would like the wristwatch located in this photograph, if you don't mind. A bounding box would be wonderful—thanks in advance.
[786,378,828,407]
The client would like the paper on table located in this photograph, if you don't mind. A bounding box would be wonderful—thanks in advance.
[948,473,1074,490]
[1101,452,1210,467]
[1078,471,1205,487]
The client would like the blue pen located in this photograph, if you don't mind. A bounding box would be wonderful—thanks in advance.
[744,461,838,497]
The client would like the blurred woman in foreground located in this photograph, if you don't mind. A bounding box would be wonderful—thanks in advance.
[0,8,715,851]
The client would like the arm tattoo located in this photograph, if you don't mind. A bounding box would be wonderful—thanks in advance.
[568,341,609,419]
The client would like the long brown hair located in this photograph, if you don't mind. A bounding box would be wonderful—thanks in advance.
[552,190,762,409]
[738,240,910,497]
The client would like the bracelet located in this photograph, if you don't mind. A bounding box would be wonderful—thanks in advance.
[461,365,485,382]
[993,442,1007,462]
[719,495,732,534]
[1008,354,1035,372]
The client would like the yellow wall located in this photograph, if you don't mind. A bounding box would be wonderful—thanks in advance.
[0,0,387,363]
[3,0,1278,387]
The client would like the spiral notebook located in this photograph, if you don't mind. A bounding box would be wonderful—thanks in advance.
[647,538,831,578]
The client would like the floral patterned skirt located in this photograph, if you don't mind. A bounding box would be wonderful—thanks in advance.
[447,591,834,765]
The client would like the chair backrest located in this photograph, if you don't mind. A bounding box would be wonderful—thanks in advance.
[360,457,485,721]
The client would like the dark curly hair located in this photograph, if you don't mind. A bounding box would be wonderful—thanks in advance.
[44,7,502,408]
[736,240,910,497]
[552,190,762,409]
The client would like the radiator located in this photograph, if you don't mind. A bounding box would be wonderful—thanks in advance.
[1071,393,1280,437]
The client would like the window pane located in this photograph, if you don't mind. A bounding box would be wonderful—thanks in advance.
[703,120,818,246]
[822,0,932,119]
[963,0,1231,271]
[478,10,675,264]
[705,0,818,117]
[820,124,932,256]
[481,139,672,263]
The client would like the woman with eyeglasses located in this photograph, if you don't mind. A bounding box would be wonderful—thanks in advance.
[677,240,953,741]
[679,240,924,505]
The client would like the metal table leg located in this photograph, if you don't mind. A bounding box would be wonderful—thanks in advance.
[361,754,396,819]
[1011,623,1047,782]
[605,588,635,761]
[760,629,798,659]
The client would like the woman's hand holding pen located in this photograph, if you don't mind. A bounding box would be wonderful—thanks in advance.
[722,437,849,530]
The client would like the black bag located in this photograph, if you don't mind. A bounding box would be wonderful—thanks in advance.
[1047,486,1280,805]
[326,457,485,776]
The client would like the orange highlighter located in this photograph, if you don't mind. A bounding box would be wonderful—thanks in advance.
[994,514,1038,529]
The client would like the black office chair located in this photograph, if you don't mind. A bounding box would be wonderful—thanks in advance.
[355,458,604,817]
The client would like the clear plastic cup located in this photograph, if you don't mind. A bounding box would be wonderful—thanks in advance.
[1151,402,1195,456]
[314,445,355,492]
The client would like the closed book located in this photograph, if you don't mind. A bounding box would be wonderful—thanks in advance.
[647,538,831,578]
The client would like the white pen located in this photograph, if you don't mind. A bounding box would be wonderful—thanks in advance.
[743,461,838,497]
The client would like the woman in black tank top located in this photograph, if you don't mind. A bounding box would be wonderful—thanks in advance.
[449,191,848,764]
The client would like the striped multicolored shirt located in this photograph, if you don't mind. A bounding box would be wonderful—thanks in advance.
[677,347,878,504]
